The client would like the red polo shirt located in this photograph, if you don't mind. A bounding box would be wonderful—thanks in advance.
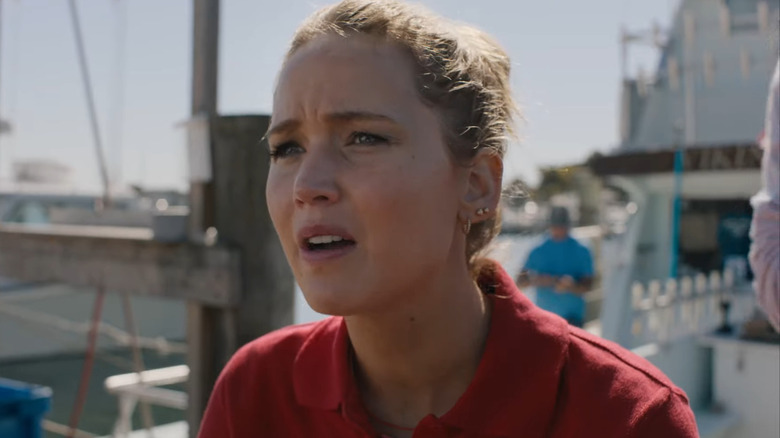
[198,263,698,437]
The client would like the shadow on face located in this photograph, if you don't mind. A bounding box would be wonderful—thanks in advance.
[549,226,569,241]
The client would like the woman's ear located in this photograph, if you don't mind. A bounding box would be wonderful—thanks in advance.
[460,149,503,222]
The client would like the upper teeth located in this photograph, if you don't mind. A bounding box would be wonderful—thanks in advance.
[308,235,344,244]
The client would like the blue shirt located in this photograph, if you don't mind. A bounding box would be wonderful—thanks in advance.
[523,235,594,322]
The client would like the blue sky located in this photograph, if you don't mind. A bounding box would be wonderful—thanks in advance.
[0,0,677,192]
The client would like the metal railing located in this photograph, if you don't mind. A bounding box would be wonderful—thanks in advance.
[104,365,190,438]
[628,270,756,348]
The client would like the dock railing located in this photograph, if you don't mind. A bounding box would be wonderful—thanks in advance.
[605,269,758,414]
[104,365,189,438]
[627,270,756,349]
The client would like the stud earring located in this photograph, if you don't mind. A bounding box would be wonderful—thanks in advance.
[476,207,490,216]
[462,217,472,235]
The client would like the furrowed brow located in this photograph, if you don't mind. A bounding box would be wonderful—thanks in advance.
[326,111,398,125]
[265,119,300,139]
[265,111,398,140]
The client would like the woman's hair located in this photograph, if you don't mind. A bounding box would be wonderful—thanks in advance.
[285,0,518,273]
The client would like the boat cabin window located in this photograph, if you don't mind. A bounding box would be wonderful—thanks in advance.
[5,201,49,225]
[724,0,763,33]
[677,199,753,278]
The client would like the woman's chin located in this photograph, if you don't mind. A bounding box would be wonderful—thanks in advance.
[298,274,398,317]
[302,289,361,317]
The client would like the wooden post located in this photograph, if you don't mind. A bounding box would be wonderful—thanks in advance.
[188,0,219,239]
[211,116,295,344]
[186,0,220,434]
[186,116,295,436]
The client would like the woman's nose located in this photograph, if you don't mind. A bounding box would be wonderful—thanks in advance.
[293,148,341,207]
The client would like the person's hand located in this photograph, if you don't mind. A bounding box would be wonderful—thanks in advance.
[533,274,557,288]
[555,275,575,293]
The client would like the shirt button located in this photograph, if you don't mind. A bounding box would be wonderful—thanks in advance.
[415,415,448,437]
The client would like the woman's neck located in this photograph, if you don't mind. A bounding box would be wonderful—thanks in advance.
[345,264,492,433]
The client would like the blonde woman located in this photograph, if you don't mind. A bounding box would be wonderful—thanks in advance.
[199,1,698,437]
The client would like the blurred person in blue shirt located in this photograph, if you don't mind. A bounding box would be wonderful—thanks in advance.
[516,207,594,327]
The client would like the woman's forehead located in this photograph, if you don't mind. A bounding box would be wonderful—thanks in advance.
[273,35,420,121]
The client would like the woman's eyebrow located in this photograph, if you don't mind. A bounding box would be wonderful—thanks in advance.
[266,110,400,138]
[325,110,399,125]
[266,119,300,139]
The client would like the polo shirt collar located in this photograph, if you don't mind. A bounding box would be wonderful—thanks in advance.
[293,261,570,437]
[293,315,350,410]
[442,262,570,436]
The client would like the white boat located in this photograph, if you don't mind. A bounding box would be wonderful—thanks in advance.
[590,1,780,437]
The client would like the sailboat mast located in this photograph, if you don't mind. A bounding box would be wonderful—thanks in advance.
[67,0,111,205]
[683,11,696,145]
[0,0,4,182]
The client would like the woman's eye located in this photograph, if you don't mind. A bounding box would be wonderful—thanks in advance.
[269,142,304,161]
[350,132,388,146]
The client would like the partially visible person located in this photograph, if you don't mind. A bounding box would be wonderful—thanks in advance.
[517,206,594,327]
[749,59,780,331]
[198,1,697,436]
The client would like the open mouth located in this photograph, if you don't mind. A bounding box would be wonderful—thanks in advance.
[305,235,356,251]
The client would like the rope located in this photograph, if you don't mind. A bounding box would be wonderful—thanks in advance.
[0,298,137,369]
[109,0,128,188]
[67,286,106,438]
[0,297,188,354]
